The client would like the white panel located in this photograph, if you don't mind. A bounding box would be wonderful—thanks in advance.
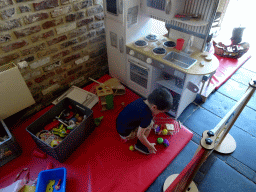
[105,18,127,84]
[0,63,35,119]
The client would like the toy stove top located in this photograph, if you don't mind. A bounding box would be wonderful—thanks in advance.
[133,34,176,56]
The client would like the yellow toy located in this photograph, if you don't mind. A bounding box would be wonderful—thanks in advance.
[46,180,55,192]
[155,124,175,135]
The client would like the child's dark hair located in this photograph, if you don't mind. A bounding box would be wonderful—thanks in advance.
[147,87,173,111]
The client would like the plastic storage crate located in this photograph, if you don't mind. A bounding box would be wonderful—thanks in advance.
[36,167,67,192]
[26,98,95,163]
[0,119,22,167]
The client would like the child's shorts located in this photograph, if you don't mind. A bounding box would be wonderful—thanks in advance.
[119,127,139,141]
[119,120,154,141]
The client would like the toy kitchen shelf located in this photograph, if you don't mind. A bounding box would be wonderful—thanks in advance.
[171,18,209,26]
[156,80,183,95]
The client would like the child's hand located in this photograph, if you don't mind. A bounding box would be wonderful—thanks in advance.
[148,143,157,154]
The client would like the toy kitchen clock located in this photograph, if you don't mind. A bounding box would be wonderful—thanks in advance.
[103,0,220,118]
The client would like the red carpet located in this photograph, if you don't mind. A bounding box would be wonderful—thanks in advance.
[211,52,251,90]
[0,75,193,192]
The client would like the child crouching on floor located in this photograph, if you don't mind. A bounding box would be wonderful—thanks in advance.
[116,87,173,154]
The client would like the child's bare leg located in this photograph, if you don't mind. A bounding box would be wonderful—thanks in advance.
[144,120,154,138]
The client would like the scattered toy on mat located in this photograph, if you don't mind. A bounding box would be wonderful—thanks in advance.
[157,137,169,147]
[33,148,47,159]
[94,116,104,126]
[95,80,114,111]
[129,145,134,151]
[89,77,126,111]
[46,162,54,170]
[163,139,169,147]
[157,137,164,144]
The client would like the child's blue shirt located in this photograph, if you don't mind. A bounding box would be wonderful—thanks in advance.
[116,98,153,136]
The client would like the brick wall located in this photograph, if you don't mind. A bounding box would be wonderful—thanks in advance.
[0,0,108,116]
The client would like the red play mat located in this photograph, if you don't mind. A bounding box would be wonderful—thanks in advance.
[211,52,251,90]
[0,75,193,192]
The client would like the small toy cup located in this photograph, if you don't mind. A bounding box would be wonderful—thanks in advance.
[176,38,185,50]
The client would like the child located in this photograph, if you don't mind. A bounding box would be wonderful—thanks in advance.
[116,87,173,154]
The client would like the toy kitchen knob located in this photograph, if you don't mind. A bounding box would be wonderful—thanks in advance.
[129,50,135,56]
[146,58,152,64]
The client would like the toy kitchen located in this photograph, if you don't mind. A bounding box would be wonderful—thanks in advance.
[103,0,220,118]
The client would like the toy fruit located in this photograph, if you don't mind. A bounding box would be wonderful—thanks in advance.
[129,145,134,151]
[163,139,170,147]
[162,129,168,135]
[154,125,161,134]
[157,137,164,144]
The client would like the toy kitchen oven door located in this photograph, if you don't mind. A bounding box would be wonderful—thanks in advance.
[127,54,155,98]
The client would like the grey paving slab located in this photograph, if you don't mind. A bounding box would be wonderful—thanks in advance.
[229,125,256,171]
[183,107,221,136]
[253,174,256,184]
[198,158,256,192]
[231,68,256,86]
[200,91,237,118]
[217,78,256,114]
[226,156,255,180]
[177,103,199,123]
[233,106,256,137]
[242,56,256,73]
[146,141,199,192]
[217,78,248,101]
[247,91,256,111]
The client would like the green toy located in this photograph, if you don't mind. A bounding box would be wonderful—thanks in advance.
[129,145,134,151]
[94,116,104,126]
[157,137,164,144]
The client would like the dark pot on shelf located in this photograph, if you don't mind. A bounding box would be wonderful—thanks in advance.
[231,27,245,45]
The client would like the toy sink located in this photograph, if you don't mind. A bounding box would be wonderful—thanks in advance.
[36,168,67,192]
[163,51,197,69]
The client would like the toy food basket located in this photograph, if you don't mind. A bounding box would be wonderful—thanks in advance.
[153,114,180,136]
